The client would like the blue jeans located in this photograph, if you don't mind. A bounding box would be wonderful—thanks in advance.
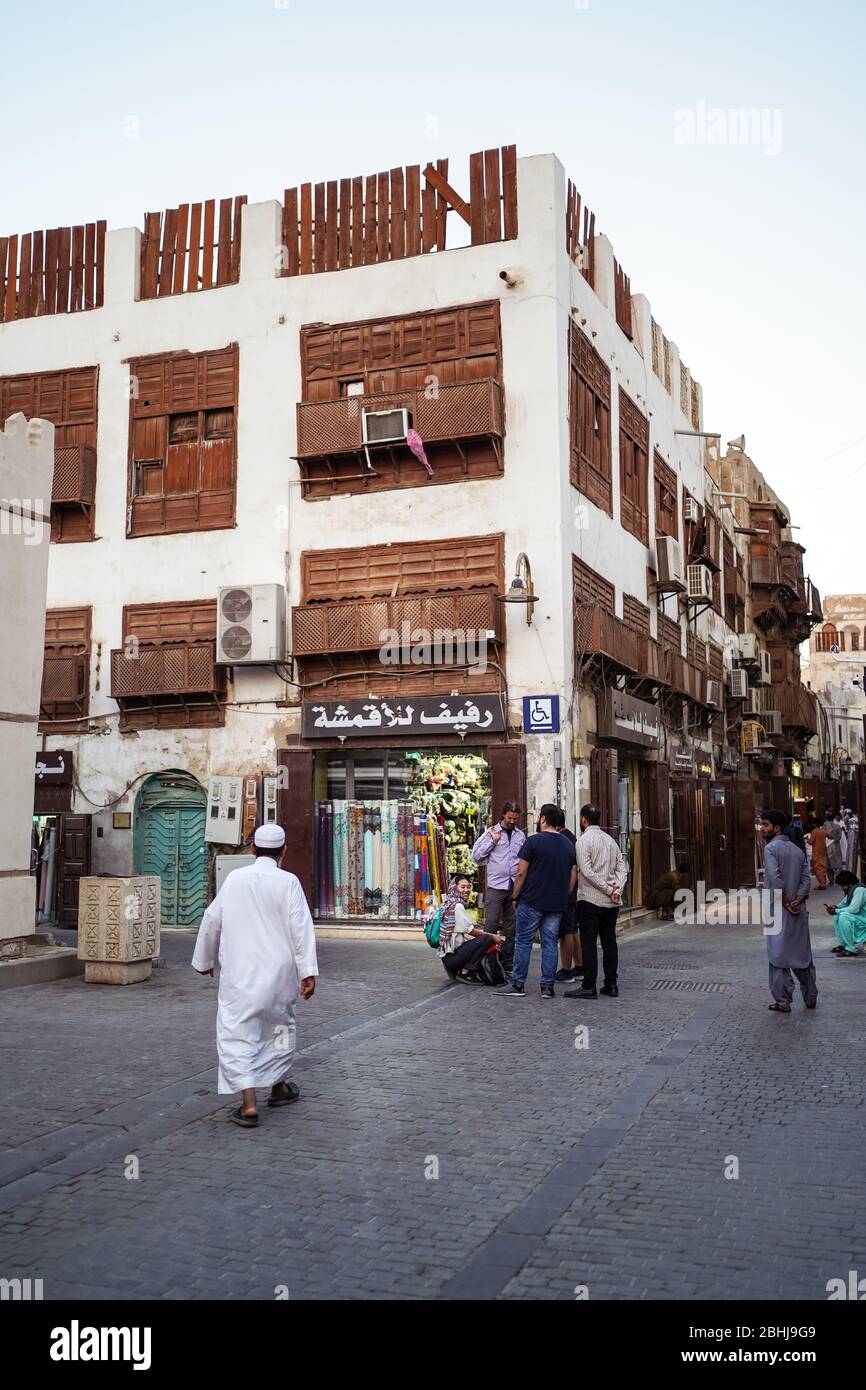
[512,904,562,988]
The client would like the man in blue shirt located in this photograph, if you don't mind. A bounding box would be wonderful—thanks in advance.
[496,803,577,999]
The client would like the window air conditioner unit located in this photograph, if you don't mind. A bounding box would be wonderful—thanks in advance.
[705,679,723,708]
[655,536,685,590]
[217,584,287,665]
[686,563,713,602]
[361,407,410,446]
[738,632,760,664]
[757,649,772,685]
[762,710,783,737]
[683,495,700,524]
[727,668,750,700]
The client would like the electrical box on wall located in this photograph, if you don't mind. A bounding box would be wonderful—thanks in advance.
[262,776,278,824]
[215,854,253,892]
[242,776,259,843]
[205,775,244,845]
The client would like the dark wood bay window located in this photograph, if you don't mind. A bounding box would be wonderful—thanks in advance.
[0,367,98,542]
[569,324,612,515]
[292,533,505,697]
[40,607,91,731]
[618,389,649,544]
[111,599,226,730]
[295,302,504,499]
[127,346,237,537]
[653,453,678,540]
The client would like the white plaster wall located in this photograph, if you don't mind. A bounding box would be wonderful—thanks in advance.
[0,150,725,859]
[1,414,54,938]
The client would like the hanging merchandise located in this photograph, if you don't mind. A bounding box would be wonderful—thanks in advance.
[406,753,490,900]
[313,798,447,922]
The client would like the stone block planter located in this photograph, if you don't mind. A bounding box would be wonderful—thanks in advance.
[77,876,161,984]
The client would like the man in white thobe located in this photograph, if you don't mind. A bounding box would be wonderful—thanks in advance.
[192,824,318,1128]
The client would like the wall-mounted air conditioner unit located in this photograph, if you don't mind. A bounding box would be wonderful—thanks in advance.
[655,536,685,591]
[727,668,749,700]
[738,633,760,664]
[705,679,723,708]
[686,564,713,602]
[762,710,783,737]
[217,585,287,665]
[361,407,410,446]
[757,650,772,685]
[683,495,700,524]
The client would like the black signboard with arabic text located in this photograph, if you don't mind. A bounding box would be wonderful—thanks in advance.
[301,696,505,740]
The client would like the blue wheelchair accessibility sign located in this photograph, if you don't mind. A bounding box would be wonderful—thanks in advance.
[523,695,560,734]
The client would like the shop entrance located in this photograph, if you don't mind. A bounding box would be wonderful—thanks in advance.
[313,749,491,922]
[33,813,91,927]
[134,771,208,925]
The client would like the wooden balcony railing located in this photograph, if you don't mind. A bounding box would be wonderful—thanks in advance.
[750,553,781,586]
[296,379,504,461]
[110,643,225,700]
[724,566,746,606]
[668,652,706,703]
[575,605,643,674]
[773,683,819,736]
[643,638,668,686]
[292,589,501,658]
[52,444,96,506]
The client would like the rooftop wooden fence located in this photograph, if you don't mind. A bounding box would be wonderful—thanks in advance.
[140,195,247,299]
[0,223,105,322]
[566,178,595,285]
[281,145,517,276]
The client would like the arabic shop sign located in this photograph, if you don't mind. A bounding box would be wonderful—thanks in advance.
[301,696,505,740]
[597,691,660,748]
[35,749,72,784]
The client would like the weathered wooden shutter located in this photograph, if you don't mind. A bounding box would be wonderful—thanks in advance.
[732,780,757,887]
[301,533,504,603]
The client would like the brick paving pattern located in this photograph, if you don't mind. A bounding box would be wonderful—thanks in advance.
[0,887,864,1300]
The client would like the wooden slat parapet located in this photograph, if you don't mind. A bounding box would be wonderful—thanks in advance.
[281,145,517,276]
[613,258,633,339]
[565,178,595,286]
[0,222,106,322]
[139,194,246,300]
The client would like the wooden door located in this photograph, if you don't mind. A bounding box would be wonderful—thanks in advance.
[640,761,671,905]
[277,749,315,902]
[732,779,757,887]
[487,742,527,831]
[707,782,731,892]
[590,747,619,838]
[134,774,208,924]
[56,814,91,926]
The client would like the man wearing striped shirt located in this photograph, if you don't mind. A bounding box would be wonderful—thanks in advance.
[565,804,628,1000]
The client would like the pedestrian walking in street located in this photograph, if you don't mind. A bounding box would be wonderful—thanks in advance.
[827,870,866,956]
[471,801,525,971]
[495,803,576,999]
[824,811,844,885]
[565,804,628,1001]
[438,875,506,982]
[807,819,829,887]
[761,810,817,1013]
[192,824,319,1128]
[554,811,583,982]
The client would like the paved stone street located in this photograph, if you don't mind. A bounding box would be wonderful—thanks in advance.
[1,888,864,1301]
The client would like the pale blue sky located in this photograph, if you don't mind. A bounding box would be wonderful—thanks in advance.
[2,0,864,592]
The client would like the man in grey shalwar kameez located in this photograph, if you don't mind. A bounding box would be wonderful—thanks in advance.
[824,813,843,884]
[761,810,817,1012]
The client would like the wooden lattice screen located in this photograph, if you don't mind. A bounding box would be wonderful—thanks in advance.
[140,196,246,299]
[281,146,517,276]
[0,223,105,322]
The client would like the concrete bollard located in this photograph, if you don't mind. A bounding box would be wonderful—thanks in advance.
[77,876,161,984]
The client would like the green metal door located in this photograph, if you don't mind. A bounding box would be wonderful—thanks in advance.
[134,772,208,925]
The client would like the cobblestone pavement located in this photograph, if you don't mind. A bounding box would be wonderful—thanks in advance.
[0,888,864,1301]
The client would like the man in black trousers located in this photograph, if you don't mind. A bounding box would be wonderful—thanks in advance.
[565,804,627,1000]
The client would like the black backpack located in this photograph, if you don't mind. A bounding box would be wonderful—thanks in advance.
[476,946,508,987]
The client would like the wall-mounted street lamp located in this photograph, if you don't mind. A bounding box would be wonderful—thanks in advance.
[498,551,537,626]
